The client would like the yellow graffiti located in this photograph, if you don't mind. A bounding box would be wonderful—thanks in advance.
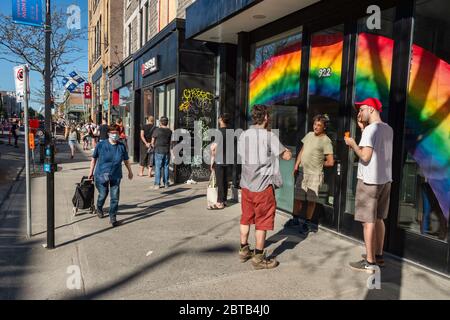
[179,88,214,112]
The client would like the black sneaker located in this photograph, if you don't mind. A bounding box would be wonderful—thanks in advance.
[349,259,377,273]
[299,222,311,235]
[111,220,121,228]
[96,208,104,219]
[284,218,300,228]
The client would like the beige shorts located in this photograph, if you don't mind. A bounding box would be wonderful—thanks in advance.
[294,171,323,202]
[355,179,391,223]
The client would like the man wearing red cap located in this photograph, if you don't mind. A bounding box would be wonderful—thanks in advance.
[344,97,393,273]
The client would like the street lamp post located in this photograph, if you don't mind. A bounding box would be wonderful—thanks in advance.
[44,0,55,249]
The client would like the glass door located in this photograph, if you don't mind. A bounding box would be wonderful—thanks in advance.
[339,7,396,239]
[306,25,344,229]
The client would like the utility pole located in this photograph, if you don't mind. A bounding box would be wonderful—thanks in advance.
[44,0,55,249]
[23,65,32,239]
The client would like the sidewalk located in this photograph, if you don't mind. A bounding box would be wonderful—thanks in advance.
[1,141,449,300]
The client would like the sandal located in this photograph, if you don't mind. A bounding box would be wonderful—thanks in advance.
[207,204,224,210]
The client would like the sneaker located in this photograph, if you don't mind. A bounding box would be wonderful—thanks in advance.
[349,259,377,273]
[239,245,254,263]
[111,220,121,228]
[152,185,161,190]
[284,217,300,228]
[251,251,279,270]
[164,184,170,189]
[299,222,311,235]
[96,208,104,219]
[361,254,385,267]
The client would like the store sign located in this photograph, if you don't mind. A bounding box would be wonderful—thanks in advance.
[84,83,92,99]
[12,0,44,27]
[68,105,86,112]
[142,56,159,76]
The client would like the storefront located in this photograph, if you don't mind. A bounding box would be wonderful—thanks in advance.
[133,19,220,182]
[110,56,134,159]
[186,0,450,274]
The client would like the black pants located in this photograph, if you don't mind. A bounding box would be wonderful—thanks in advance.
[215,165,229,203]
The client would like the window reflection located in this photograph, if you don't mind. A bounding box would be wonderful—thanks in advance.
[398,0,450,241]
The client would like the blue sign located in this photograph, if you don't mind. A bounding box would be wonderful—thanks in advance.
[12,0,44,27]
[43,163,51,173]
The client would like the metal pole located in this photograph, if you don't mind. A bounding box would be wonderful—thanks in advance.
[23,65,32,238]
[45,0,55,249]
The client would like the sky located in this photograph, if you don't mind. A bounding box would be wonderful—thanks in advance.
[0,0,88,111]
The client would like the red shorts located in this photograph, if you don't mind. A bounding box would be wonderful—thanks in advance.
[240,186,276,231]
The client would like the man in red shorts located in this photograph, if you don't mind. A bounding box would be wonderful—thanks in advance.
[237,105,292,270]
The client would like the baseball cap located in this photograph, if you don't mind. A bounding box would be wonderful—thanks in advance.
[355,97,382,112]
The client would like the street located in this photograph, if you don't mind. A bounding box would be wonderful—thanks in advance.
[0,138,449,300]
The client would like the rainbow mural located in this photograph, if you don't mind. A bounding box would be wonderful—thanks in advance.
[309,33,344,101]
[249,42,301,108]
[355,33,394,115]
[248,31,449,217]
[407,44,450,219]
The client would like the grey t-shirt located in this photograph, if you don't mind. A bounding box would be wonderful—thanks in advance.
[357,122,393,185]
[238,126,286,192]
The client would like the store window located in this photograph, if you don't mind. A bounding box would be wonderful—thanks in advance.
[154,82,176,130]
[249,29,302,148]
[117,84,132,139]
[143,88,153,119]
[398,0,450,241]
[345,8,395,216]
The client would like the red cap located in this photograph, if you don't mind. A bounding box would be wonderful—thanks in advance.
[355,97,382,112]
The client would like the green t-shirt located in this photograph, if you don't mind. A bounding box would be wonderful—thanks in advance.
[299,132,333,174]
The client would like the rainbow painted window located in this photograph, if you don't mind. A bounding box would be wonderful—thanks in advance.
[398,0,450,241]
[249,33,302,110]
[355,34,394,121]
[309,32,344,102]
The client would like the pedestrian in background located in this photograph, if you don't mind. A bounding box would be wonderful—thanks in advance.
[345,97,393,273]
[115,118,127,150]
[151,116,173,190]
[88,125,133,227]
[139,116,156,178]
[68,125,78,159]
[209,113,231,210]
[10,120,19,148]
[98,118,109,142]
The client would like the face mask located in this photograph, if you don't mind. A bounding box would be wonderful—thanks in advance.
[109,133,119,142]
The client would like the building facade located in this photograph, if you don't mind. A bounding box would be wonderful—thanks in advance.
[88,0,124,124]
[0,91,20,118]
[110,0,212,168]
[186,0,450,275]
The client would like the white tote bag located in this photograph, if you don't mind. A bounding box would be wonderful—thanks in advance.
[207,171,218,207]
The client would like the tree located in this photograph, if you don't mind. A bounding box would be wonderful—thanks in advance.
[0,7,86,98]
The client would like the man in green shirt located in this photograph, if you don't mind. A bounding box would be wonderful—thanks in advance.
[286,114,334,234]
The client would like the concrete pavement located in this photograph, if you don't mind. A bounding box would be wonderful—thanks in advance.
[1,140,449,300]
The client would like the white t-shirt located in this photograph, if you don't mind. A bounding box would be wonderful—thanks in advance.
[357,122,393,185]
